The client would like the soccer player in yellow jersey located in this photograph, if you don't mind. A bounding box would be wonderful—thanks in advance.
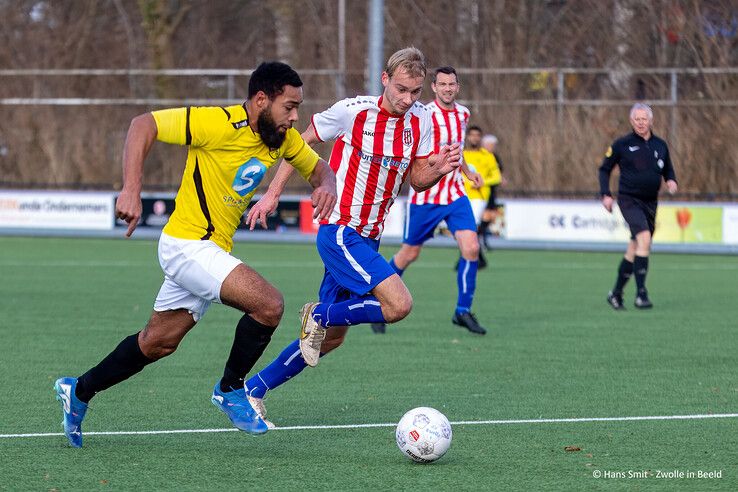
[463,126,503,251]
[53,62,337,446]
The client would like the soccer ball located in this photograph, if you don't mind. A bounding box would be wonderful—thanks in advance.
[395,407,452,463]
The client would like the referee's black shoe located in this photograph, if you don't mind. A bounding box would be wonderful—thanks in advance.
[606,291,625,310]
[634,290,653,309]
[370,322,386,334]
[452,311,487,335]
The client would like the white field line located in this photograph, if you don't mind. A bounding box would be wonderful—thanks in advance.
[2,413,737,439]
[1,259,736,271]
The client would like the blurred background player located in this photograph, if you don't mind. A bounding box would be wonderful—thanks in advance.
[373,66,488,335]
[482,133,498,154]
[53,62,337,446]
[242,47,461,427]
[461,125,502,262]
[478,133,506,246]
[599,102,678,310]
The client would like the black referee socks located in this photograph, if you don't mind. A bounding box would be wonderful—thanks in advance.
[634,255,649,294]
[612,258,634,295]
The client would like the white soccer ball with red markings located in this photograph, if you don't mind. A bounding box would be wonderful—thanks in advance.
[395,407,452,463]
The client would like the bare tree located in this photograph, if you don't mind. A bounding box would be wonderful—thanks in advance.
[0,0,735,195]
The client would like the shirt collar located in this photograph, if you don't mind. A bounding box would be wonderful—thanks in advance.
[630,130,653,142]
[434,100,457,113]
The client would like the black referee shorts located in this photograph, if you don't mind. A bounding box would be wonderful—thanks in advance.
[617,194,657,239]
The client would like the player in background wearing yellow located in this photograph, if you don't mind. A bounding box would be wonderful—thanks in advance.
[53,62,336,447]
[463,126,503,260]
[477,133,506,247]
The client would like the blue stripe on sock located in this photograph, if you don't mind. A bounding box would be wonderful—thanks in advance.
[456,259,478,312]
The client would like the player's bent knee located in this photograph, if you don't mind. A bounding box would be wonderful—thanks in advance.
[265,294,285,326]
[139,310,194,360]
[140,337,180,360]
[150,344,178,360]
[461,240,480,259]
[250,291,284,327]
[384,295,413,323]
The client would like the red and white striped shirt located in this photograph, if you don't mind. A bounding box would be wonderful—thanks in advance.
[409,100,470,205]
[311,96,433,239]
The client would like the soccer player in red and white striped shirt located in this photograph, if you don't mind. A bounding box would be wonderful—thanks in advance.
[242,48,461,425]
[376,66,488,336]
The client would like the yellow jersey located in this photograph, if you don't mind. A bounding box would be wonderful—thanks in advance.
[462,148,501,200]
[152,104,319,252]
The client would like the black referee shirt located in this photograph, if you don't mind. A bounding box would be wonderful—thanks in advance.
[598,131,677,201]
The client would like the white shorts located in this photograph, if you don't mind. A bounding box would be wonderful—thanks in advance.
[469,199,486,225]
[153,232,242,321]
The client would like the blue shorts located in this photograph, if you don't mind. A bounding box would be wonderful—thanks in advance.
[403,195,477,245]
[316,224,396,303]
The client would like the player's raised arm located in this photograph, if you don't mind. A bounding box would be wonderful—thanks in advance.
[116,113,158,237]
[409,142,462,192]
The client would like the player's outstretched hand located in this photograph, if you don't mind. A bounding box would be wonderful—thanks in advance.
[311,184,337,220]
[469,170,484,189]
[601,195,614,213]
[666,179,678,195]
[115,189,142,237]
[436,143,462,175]
[246,191,279,230]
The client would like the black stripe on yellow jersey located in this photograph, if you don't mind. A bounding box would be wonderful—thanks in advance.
[185,106,192,145]
[192,158,214,240]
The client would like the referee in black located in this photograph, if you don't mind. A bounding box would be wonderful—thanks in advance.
[599,103,678,310]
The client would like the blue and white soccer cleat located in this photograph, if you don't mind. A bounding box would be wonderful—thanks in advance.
[54,377,88,448]
[211,382,269,435]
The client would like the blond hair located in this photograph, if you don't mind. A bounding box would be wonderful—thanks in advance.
[385,47,426,78]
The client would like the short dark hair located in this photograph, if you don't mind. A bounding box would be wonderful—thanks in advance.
[433,66,458,83]
[466,125,483,134]
[248,62,303,100]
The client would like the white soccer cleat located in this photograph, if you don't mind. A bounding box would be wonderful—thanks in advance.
[246,395,276,429]
[299,302,325,367]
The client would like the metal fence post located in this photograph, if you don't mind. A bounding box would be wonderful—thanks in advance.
[336,0,346,100]
[670,70,678,141]
[557,70,565,127]
[227,75,234,101]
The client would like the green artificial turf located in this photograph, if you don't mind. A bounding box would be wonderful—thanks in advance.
[0,236,736,490]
